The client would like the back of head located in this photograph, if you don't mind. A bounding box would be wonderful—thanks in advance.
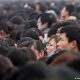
[10,61,55,80]
[17,37,34,46]
[0,21,10,35]
[9,30,22,43]
[24,20,37,30]
[0,55,14,79]
[0,45,8,56]
[21,29,40,40]
[65,4,75,15]
[18,40,45,58]
[38,13,55,27]
[52,66,80,80]
[10,16,24,25]
[48,20,77,38]
[8,47,37,67]
[0,55,13,71]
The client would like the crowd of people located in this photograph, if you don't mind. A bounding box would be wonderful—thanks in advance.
[0,1,80,80]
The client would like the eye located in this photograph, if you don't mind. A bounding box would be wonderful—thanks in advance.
[48,43,54,47]
[49,45,53,46]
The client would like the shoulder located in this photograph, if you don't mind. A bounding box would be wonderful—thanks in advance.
[68,16,77,20]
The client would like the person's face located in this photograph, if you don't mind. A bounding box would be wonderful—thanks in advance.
[37,18,47,31]
[0,30,7,38]
[31,44,44,60]
[61,7,68,17]
[35,4,40,10]
[57,33,74,51]
[47,38,57,55]
[37,18,43,30]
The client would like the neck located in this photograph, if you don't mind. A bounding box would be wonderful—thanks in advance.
[72,47,79,52]
[64,15,69,20]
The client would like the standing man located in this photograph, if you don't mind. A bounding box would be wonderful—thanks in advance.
[57,25,80,52]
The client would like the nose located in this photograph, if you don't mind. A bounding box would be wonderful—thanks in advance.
[37,21,40,27]
[37,22,39,26]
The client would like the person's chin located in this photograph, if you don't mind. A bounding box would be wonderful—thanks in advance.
[57,47,63,51]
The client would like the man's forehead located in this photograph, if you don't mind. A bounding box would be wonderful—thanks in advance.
[37,18,41,22]
[58,33,67,39]
[62,7,66,11]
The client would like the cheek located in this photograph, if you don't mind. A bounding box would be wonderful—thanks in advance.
[61,10,64,15]
[37,23,42,28]
[47,46,55,54]
[61,10,66,17]
[60,41,69,49]
[37,23,40,27]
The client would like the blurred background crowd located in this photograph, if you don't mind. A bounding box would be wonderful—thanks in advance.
[0,0,80,80]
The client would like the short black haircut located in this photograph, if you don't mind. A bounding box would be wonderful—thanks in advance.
[48,20,77,37]
[18,40,44,53]
[65,4,75,15]
[38,13,56,27]
[0,21,10,34]
[59,25,80,50]
[10,16,24,25]
[21,29,40,40]
[17,37,34,45]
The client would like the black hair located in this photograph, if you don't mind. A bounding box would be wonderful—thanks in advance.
[10,16,24,25]
[65,4,75,15]
[0,55,14,80]
[8,47,37,67]
[24,20,37,31]
[9,30,22,42]
[10,61,55,80]
[21,29,40,40]
[59,25,80,50]
[48,20,80,38]
[17,37,34,45]
[18,40,44,53]
[38,13,55,27]
[0,21,10,34]
[52,66,80,80]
